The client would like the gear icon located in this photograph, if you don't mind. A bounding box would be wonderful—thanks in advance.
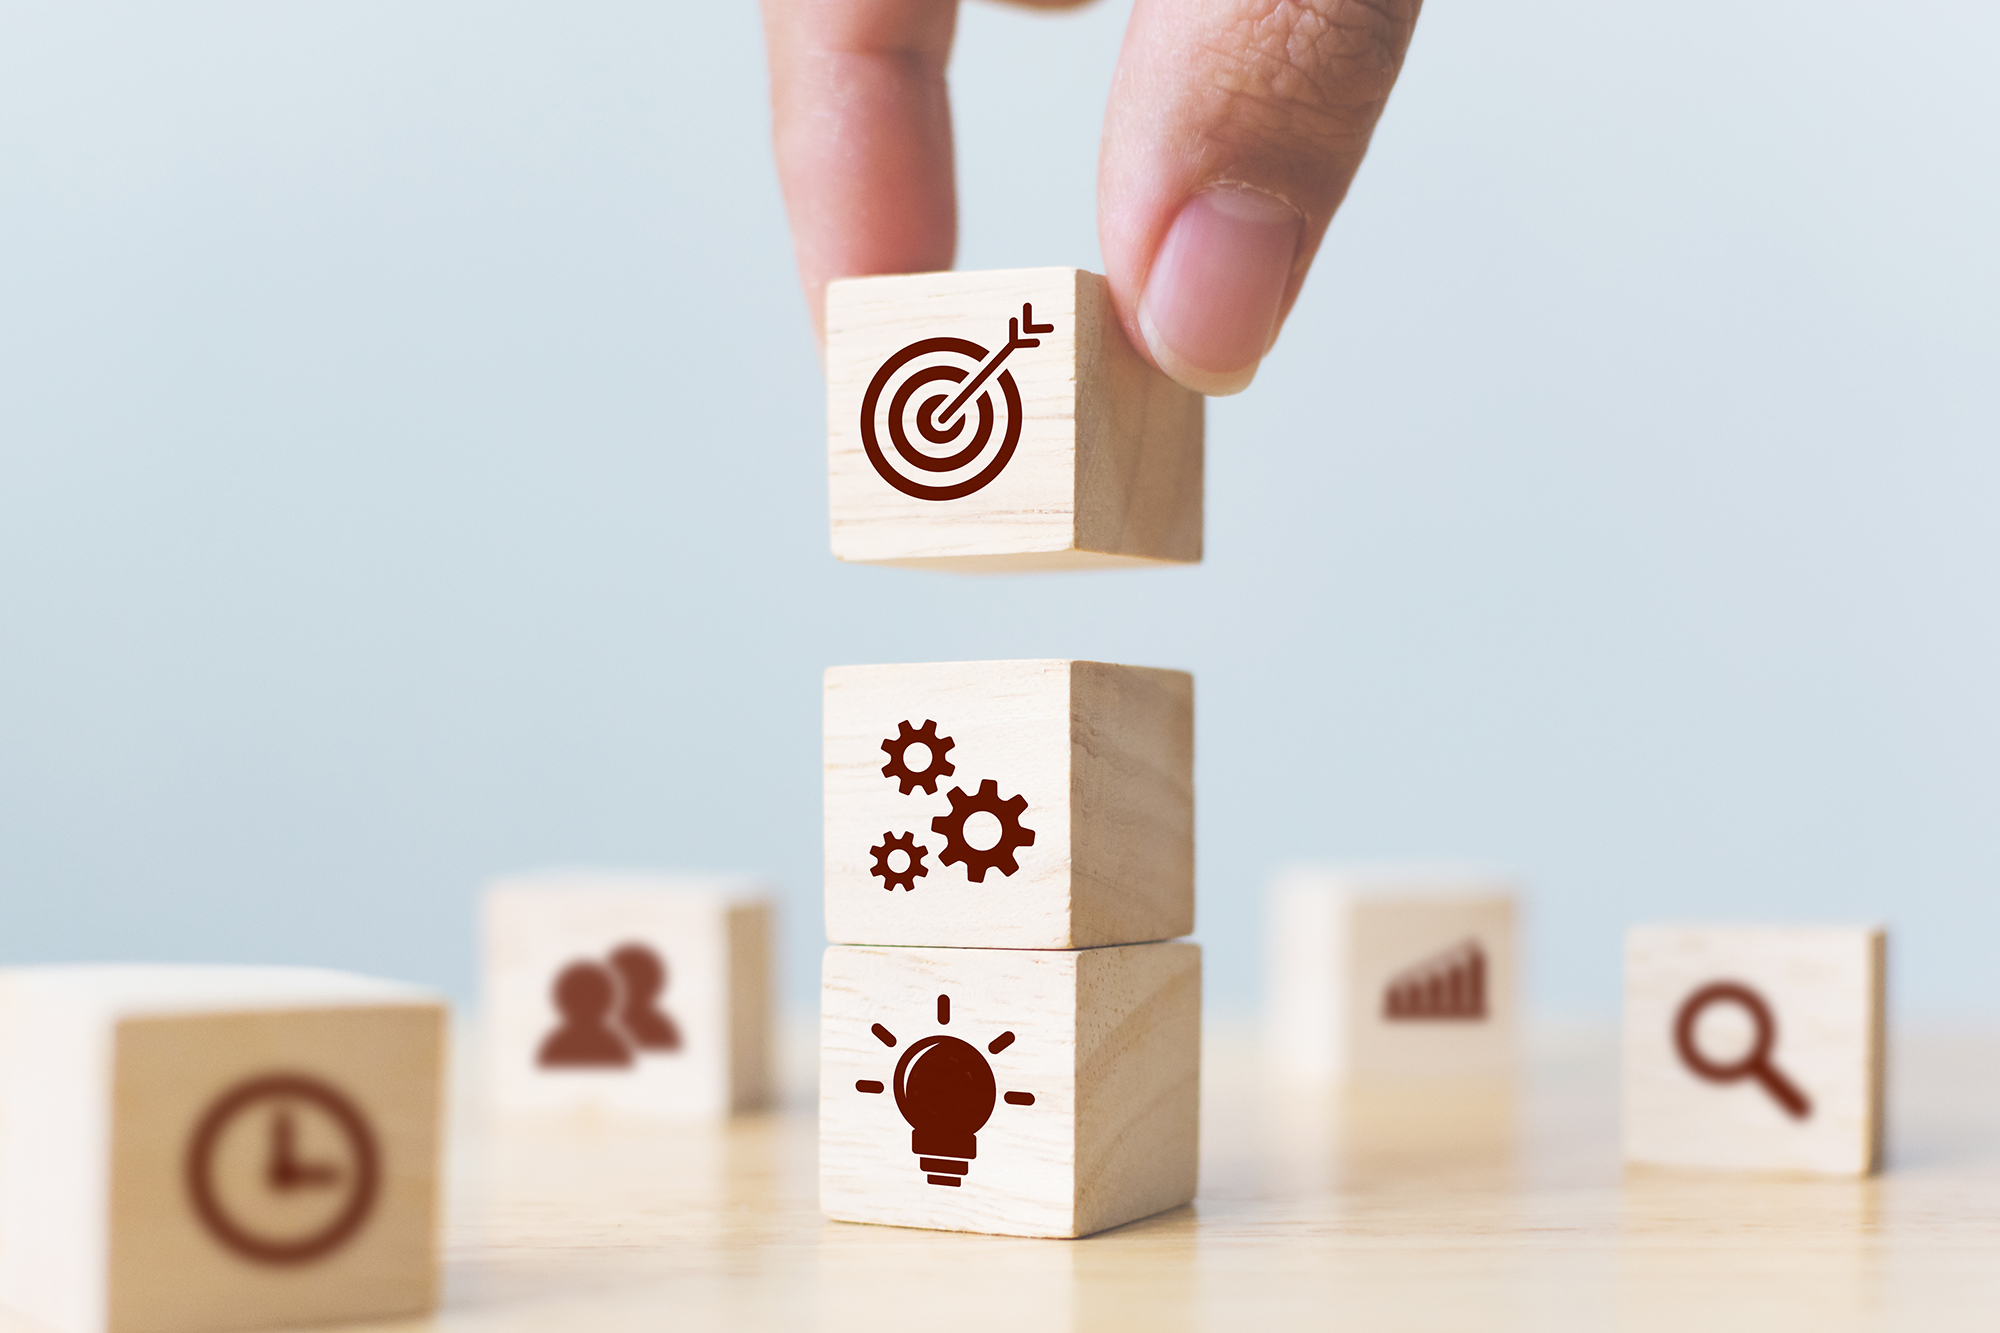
[931,780,1035,883]
[880,719,956,795]
[869,831,929,892]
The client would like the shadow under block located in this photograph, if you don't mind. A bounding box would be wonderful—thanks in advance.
[0,966,446,1333]
[482,872,774,1119]
[824,659,1194,950]
[820,942,1200,1239]
[1623,924,1886,1177]
[1265,868,1518,1082]
[827,267,1204,572]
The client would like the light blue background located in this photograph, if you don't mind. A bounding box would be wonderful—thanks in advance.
[2,1,1994,1018]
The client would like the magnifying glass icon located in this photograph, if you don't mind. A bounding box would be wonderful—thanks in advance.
[1672,981,1812,1120]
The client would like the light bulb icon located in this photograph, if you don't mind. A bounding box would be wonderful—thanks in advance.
[896,1035,993,1176]
[854,993,1037,1186]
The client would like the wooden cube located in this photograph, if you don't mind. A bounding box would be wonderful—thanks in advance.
[1623,924,1886,1176]
[826,267,1204,572]
[1265,868,1519,1082]
[0,966,446,1333]
[819,941,1199,1238]
[824,660,1193,950]
[481,871,774,1118]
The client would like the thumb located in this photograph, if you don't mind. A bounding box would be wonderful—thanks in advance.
[1098,0,1423,395]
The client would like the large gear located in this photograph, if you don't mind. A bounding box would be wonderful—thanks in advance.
[880,719,956,795]
[869,831,928,892]
[930,780,1035,883]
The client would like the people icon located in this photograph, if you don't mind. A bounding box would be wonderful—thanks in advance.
[536,941,682,1069]
[608,942,682,1051]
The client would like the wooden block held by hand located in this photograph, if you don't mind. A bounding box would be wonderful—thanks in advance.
[1623,924,1886,1176]
[825,660,1193,950]
[1266,868,1519,1083]
[0,966,446,1333]
[820,941,1200,1239]
[482,871,774,1119]
[827,267,1204,572]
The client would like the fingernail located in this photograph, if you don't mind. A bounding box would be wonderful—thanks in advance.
[1138,185,1303,396]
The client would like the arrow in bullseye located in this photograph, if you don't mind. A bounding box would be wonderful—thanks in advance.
[934,303,1053,430]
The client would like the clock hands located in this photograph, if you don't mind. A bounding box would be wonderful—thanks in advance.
[265,1106,341,1191]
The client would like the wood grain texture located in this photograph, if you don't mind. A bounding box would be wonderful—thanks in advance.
[827,268,1202,572]
[0,966,445,1333]
[1624,924,1886,1176]
[482,873,774,1120]
[1266,869,1518,1082]
[819,943,1200,1239]
[824,660,1194,950]
[52,1020,1986,1333]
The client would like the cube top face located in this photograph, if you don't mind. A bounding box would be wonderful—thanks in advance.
[819,943,1199,1239]
[1623,925,1886,1177]
[1267,872,1518,1082]
[824,659,1194,950]
[108,1003,445,1333]
[482,876,773,1118]
[487,869,768,902]
[0,965,435,1016]
[827,268,1203,572]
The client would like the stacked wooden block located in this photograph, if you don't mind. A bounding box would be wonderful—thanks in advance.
[481,871,777,1120]
[819,660,1200,1237]
[1265,868,1520,1087]
[1265,869,1889,1179]
[820,269,1206,1236]
[0,966,447,1333]
[826,266,1202,573]
[1623,924,1886,1176]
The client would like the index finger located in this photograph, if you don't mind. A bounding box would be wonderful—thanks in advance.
[759,0,961,339]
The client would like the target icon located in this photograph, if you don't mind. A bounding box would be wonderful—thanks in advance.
[860,303,1053,501]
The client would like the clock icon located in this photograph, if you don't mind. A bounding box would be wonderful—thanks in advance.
[184,1073,380,1265]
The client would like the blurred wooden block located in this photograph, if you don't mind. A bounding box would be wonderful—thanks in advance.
[824,659,1193,950]
[1623,924,1886,1176]
[482,871,774,1119]
[1266,869,1519,1082]
[819,941,1200,1238]
[0,966,446,1333]
[826,267,1203,572]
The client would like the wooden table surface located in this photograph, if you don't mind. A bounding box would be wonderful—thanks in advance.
[411,1022,2000,1332]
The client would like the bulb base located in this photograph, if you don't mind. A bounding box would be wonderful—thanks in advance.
[911,1129,977,1160]
[920,1156,970,1187]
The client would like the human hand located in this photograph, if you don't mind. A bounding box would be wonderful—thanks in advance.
[760,0,1422,396]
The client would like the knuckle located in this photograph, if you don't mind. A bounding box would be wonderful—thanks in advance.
[1201,0,1420,156]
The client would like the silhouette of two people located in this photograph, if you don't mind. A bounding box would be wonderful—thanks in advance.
[538,942,683,1068]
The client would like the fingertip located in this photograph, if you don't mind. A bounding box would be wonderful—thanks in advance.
[1134,185,1302,397]
[1137,302,1259,396]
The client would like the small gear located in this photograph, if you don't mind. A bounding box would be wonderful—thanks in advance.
[869,831,928,892]
[880,719,956,795]
[931,780,1035,883]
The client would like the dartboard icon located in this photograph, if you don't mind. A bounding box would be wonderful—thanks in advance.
[860,303,1053,502]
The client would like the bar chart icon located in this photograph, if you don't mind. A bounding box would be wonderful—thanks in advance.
[1383,939,1488,1021]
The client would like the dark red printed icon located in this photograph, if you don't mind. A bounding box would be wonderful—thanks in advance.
[931,780,1035,883]
[860,303,1052,501]
[609,943,683,1051]
[855,993,1036,1186]
[869,721,1034,890]
[881,719,956,795]
[185,1073,379,1265]
[1673,981,1812,1119]
[870,830,929,891]
[1383,940,1487,1021]
[538,942,683,1068]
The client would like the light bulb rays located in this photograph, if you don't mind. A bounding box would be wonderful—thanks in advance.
[853,992,1036,1186]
